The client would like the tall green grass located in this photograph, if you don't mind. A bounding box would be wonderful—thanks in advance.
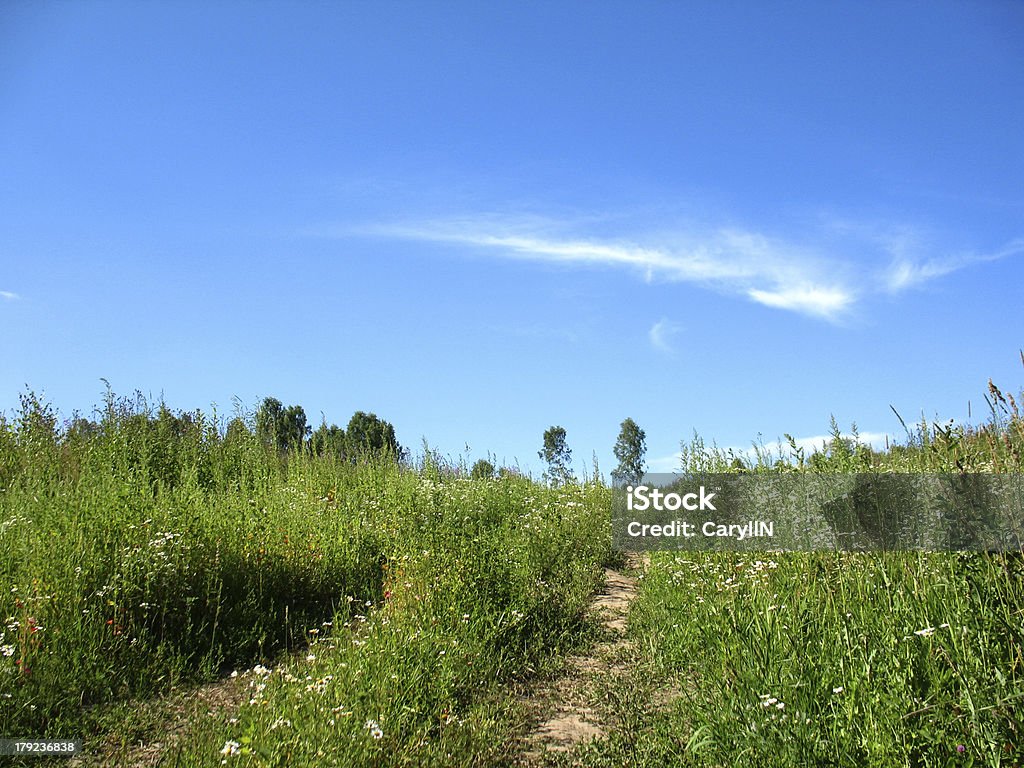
[623,550,1023,766]
[584,378,1024,767]
[170,476,610,766]
[0,390,612,765]
[3,374,1023,766]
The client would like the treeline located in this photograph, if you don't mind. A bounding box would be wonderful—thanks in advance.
[0,388,403,499]
[3,370,1023,499]
[535,377,1024,483]
[253,396,402,461]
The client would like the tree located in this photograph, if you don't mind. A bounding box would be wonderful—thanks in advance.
[256,397,283,449]
[256,397,310,453]
[64,415,102,444]
[539,425,573,487]
[612,417,647,486]
[310,422,347,459]
[345,411,401,459]
[224,417,252,444]
[471,458,496,480]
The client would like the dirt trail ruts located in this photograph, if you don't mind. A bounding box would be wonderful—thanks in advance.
[68,671,249,768]
[519,551,648,764]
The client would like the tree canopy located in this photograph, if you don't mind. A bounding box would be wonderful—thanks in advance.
[539,425,573,487]
[256,397,310,453]
[612,417,647,486]
[345,411,401,459]
[471,458,496,480]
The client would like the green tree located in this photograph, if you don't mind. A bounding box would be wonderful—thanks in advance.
[345,411,401,460]
[224,417,252,443]
[64,415,102,444]
[310,422,347,459]
[256,397,310,453]
[539,425,573,487]
[471,458,496,480]
[612,417,647,486]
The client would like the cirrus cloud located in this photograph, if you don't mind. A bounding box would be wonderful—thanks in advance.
[341,212,1021,323]
[649,318,683,354]
[364,216,856,321]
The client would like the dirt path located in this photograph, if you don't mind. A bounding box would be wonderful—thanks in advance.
[69,556,654,767]
[519,552,648,764]
[68,670,250,768]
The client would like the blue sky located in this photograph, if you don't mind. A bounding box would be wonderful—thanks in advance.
[2,1,1023,475]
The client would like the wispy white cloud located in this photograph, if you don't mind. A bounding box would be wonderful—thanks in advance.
[648,318,682,354]
[747,286,853,317]
[883,238,1024,293]
[1,291,20,301]
[818,216,1024,294]
[369,217,856,321]
[350,214,1021,321]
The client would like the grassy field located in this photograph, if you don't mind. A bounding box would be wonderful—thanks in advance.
[574,382,1024,768]
[576,550,1022,767]
[0,390,611,764]
[1,381,1022,766]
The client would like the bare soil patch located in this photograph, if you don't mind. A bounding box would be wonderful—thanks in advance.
[518,552,652,765]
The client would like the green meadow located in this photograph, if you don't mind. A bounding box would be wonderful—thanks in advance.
[1,379,1022,766]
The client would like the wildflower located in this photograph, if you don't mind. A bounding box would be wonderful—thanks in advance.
[914,626,936,637]
[833,686,844,694]
[365,719,383,740]
[219,740,241,756]
[0,645,14,657]
[956,744,966,754]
